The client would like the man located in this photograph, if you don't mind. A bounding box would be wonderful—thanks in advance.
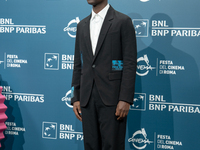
[71,0,137,149]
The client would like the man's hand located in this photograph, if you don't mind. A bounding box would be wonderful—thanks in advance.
[115,101,130,120]
[73,101,82,121]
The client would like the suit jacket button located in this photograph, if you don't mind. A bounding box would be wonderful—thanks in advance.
[92,65,95,68]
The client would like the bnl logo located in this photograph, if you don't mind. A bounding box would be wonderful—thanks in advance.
[42,122,57,139]
[44,53,59,70]
[130,93,146,111]
[132,19,149,37]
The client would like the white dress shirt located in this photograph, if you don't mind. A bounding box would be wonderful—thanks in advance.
[90,4,110,55]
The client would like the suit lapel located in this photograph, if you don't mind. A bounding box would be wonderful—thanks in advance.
[83,15,93,61]
[92,6,114,64]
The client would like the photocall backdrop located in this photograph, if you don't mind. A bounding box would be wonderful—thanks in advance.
[0,0,200,150]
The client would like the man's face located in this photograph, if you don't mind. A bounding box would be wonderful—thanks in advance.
[87,0,106,6]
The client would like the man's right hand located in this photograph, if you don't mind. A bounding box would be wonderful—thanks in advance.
[73,101,82,121]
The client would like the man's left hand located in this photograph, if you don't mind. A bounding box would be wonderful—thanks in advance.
[115,101,130,120]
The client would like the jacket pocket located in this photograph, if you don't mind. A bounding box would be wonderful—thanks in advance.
[109,72,122,80]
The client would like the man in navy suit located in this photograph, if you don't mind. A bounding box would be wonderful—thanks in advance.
[71,0,137,149]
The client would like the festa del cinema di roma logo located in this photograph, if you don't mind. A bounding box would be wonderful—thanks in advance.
[137,54,155,76]
[63,17,80,38]
[128,128,153,149]
[61,89,73,108]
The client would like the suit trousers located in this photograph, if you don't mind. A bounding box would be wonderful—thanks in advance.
[81,82,127,150]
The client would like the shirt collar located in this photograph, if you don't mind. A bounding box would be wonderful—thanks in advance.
[91,4,110,21]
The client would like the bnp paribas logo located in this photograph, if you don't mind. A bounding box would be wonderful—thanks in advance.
[130,93,146,111]
[42,122,57,139]
[132,19,149,37]
[44,53,59,70]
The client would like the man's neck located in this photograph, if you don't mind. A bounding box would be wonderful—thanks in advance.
[93,2,108,14]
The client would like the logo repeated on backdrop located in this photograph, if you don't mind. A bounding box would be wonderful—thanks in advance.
[0,53,28,69]
[159,60,185,75]
[128,128,182,150]
[2,86,44,103]
[61,89,73,108]
[63,17,80,38]
[132,19,200,37]
[132,19,149,37]
[42,122,83,141]
[44,53,59,70]
[44,53,74,70]
[62,54,74,70]
[0,18,46,34]
[130,92,200,114]
[128,128,153,149]
[149,94,200,114]
[151,20,200,37]
[156,134,182,150]
[130,93,146,111]
[42,122,57,139]
[5,122,25,136]
[136,54,185,76]
[60,123,83,140]
[137,54,156,76]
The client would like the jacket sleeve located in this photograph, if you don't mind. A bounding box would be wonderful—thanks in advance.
[119,17,137,104]
[71,23,81,105]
